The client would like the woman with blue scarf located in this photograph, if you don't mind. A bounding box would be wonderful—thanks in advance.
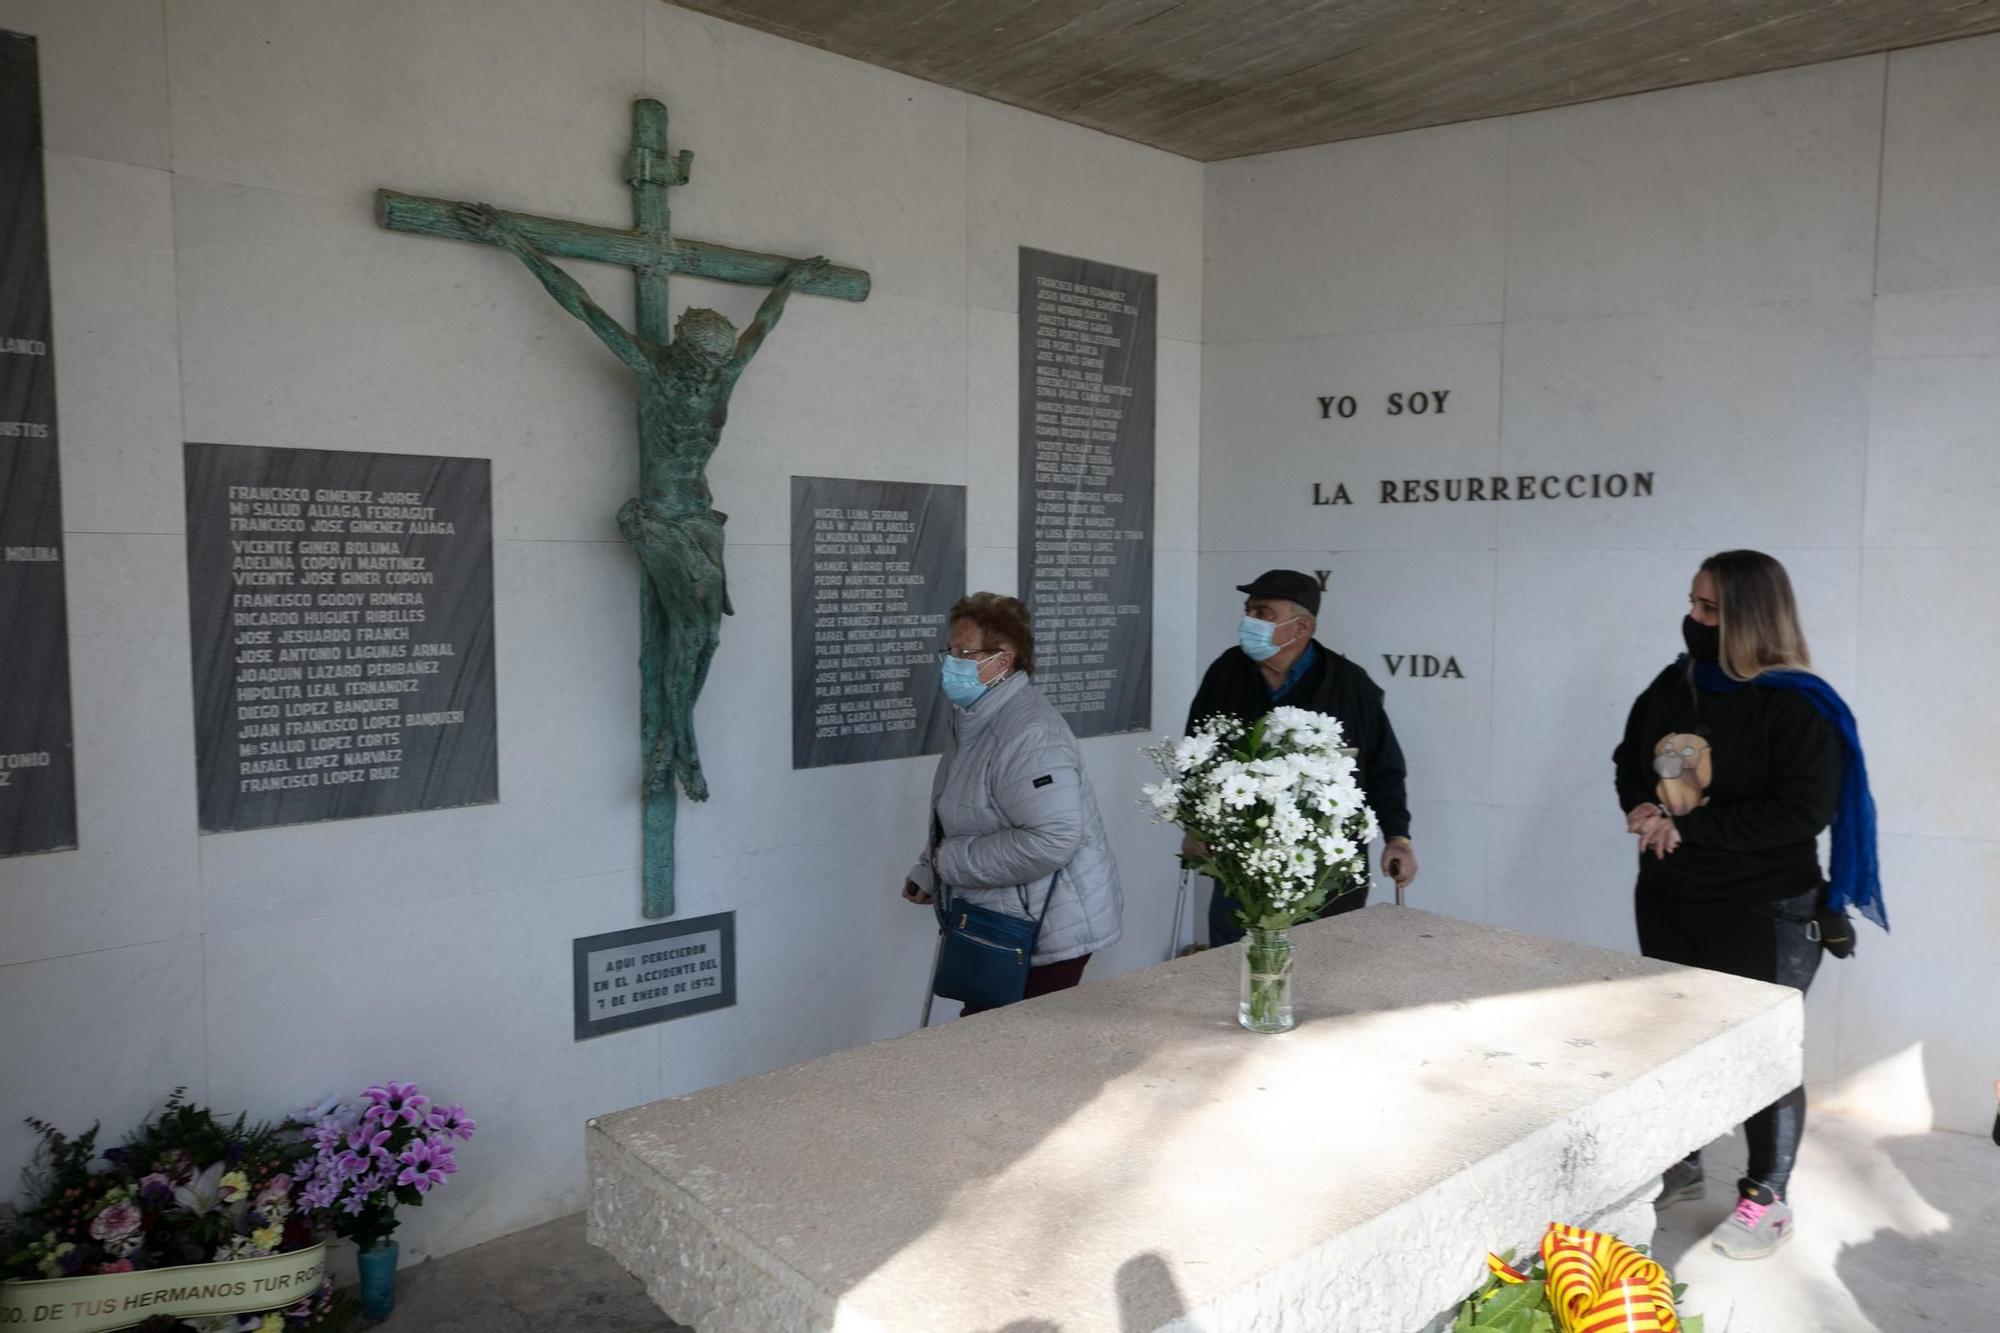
[1614,550,1884,1261]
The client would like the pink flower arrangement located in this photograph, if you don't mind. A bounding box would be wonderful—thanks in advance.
[289,1082,476,1251]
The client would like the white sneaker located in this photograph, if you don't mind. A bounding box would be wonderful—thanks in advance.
[1708,1181,1793,1260]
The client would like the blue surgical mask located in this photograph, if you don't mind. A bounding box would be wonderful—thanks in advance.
[1238,615,1299,662]
[940,654,998,707]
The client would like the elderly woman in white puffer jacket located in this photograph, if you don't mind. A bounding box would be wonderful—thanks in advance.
[901,592,1124,1014]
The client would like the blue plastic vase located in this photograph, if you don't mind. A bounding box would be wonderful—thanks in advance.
[357,1238,399,1320]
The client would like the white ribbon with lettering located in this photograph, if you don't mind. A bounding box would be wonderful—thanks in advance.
[0,1243,325,1332]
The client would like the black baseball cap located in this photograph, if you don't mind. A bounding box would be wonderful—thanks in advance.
[1235,569,1320,616]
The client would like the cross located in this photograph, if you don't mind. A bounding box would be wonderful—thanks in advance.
[378,99,869,918]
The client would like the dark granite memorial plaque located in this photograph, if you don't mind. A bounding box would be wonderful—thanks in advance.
[573,912,736,1040]
[791,475,965,769]
[1017,247,1156,738]
[0,31,77,858]
[185,442,498,832]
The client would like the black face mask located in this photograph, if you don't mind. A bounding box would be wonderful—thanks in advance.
[1682,615,1720,663]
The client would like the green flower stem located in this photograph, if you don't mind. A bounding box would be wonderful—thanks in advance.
[1243,928,1293,1031]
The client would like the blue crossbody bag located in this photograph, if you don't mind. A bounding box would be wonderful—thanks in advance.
[930,869,1060,1010]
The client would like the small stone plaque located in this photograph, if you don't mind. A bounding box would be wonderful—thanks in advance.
[791,475,965,769]
[0,31,77,859]
[1017,247,1156,738]
[573,913,737,1040]
[184,442,498,832]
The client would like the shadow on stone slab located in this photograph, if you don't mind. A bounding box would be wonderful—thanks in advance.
[1115,1251,1192,1332]
[372,1213,685,1332]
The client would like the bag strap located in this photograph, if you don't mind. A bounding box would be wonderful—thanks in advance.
[930,798,1065,927]
[1032,867,1061,930]
[934,867,1063,941]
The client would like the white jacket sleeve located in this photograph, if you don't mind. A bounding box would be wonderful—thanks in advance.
[934,730,1084,890]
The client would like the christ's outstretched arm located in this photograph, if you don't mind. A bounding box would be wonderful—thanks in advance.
[456,203,651,375]
[724,255,829,381]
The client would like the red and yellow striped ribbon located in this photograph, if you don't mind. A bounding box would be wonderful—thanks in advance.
[1540,1222,1679,1333]
[1483,1223,1680,1333]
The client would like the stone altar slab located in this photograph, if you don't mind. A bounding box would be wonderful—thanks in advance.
[586,907,1802,1333]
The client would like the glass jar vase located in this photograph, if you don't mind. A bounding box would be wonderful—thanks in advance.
[1239,926,1295,1033]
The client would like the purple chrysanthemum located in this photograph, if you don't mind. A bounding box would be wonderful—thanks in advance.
[310,1116,349,1153]
[395,1139,450,1194]
[423,1137,459,1177]
[362,1082,429,1128]
[426,1104,476,1142]
[335,1127,393,1179]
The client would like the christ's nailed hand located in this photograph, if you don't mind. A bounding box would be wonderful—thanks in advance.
[791,255,832,286]
[454,202,508,243]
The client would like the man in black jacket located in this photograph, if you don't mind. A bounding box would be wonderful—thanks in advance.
[1186,569,1417,945]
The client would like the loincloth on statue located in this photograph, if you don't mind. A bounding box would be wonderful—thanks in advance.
[617,495,733,617]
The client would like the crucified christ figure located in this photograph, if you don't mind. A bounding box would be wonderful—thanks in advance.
[457,202,827,801]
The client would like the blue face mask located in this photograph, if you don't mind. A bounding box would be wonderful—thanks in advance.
[940,654,1001,707]
[1238,615,1299,663]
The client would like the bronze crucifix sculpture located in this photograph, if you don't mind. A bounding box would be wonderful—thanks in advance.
[378,99,869,916]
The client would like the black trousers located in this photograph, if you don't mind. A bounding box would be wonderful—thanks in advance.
[1207,880,1369,948]
[1636,885,1822,1196]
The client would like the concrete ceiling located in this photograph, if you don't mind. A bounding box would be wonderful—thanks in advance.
[664,0,2000,161]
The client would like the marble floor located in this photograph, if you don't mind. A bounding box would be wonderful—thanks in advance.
[374,1111,1998,1332]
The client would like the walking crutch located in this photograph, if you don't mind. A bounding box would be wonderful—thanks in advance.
[1166,867,1192,962]
[919,929,943,1028]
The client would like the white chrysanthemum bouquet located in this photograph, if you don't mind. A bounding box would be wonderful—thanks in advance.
[1144,707,1377,932]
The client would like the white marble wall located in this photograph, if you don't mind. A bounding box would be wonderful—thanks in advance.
[0,0,1202,1261]
[1203,37,2000,1137]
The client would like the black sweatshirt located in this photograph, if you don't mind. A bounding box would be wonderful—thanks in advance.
[1185,643,1412,840]
[1613,664,1842,903]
